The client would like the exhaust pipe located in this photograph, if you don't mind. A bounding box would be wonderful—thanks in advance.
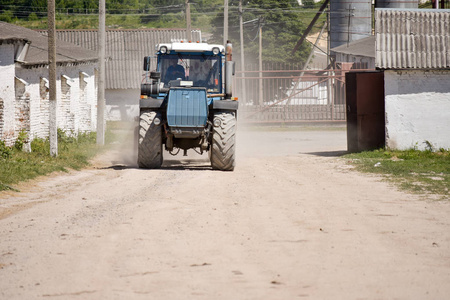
[225,61,234,99]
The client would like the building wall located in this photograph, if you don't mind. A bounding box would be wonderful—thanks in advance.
[385,69,450,150]
[105,88,140,121]
[0,44,17,146]
[335,53,375,69]
[3,64,98,144]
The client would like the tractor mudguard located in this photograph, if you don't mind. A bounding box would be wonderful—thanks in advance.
[212,100,239,111]
[140,98,164,109]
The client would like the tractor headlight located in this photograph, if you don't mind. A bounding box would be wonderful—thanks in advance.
[154,117,161,126]
[212,47,220,55]
[160,46,168,54]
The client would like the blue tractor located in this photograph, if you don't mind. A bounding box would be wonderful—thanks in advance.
[139,42,238,171]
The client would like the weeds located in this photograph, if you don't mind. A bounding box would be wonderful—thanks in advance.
[0,129,108,192]
[344,148,450,199]
[0,140,12,160]
[14,130,28,151]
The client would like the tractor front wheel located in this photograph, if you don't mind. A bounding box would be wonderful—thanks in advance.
[210,112,236,171]
[138,110,163,169]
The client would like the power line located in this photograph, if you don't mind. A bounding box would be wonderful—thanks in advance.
[2,2,333,16]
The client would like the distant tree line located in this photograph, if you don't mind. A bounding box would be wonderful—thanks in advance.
[0,0,325,65]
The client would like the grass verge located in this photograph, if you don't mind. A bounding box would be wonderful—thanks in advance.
[0,129,115,192]
[343,149,450,199]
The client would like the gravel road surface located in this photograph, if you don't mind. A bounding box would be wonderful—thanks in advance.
[1,126,449,299]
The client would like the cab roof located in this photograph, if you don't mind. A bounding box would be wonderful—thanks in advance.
[156,42,225,54]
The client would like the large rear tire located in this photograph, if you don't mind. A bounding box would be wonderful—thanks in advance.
[138,110,163,169]
[210,112,236,171]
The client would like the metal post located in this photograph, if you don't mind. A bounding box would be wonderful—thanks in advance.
[97,0,106,145]
[48,0,57,156]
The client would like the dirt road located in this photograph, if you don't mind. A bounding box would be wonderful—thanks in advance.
[1,127,449,299]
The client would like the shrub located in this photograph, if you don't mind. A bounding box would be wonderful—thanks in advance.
[0,140,12,160]
[31,138,50,155]
[14,130,28,151]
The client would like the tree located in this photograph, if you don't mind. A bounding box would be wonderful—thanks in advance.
[210,0,311,65]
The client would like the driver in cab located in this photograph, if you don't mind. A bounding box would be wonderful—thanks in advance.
[164,57,185,84]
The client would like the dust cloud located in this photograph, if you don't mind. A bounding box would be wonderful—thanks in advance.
[106,121,139,168]
[104,118,348,169]
[236,120,348,160]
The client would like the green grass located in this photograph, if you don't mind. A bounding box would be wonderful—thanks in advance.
[344,149,450,199]
[0,129,116,192]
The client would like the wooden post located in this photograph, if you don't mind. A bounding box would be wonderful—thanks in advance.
[259,24,263,106]
[97,0,106,145]
[239,0,244,71]
[186,0,191,41]
[223,0,229,45]
[48,0,57,156]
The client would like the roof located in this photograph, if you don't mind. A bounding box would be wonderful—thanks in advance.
[0,22,97,67]
[158,42,224,53]
[375,8,450,69]
[42,29,202,89]
[331,36,375,58]
[0,37,29,45]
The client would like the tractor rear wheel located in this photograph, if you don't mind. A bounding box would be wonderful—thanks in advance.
[210,112,236,171]
[138,110,163,169]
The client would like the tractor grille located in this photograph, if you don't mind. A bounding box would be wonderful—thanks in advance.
[167,88,208,128]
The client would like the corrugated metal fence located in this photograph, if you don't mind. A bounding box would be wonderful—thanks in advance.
[235,63,353,123]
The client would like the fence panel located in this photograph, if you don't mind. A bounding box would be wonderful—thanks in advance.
[234,64,353,123]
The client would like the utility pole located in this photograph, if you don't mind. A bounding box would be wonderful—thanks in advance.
[48,0,57,156]
[347,5,354,47]
[327,6,332,111]
[223,0,229,45]
[97,0,106,145]
[239,0,244,73]
[258,20,263,106]
[186,0,191,41]
[239,0,245,104]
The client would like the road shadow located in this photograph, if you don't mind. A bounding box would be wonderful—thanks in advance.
[161,159,212,171]
[99,159,212,171]
[99,164,136,170]
[303,150,348,157]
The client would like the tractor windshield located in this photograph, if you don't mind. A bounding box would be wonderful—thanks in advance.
[160,54,221,93]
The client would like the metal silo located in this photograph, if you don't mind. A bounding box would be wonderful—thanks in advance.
[330,0,372,49]
[375,0,418,9]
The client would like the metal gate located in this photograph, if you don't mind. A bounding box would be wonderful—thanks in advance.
[233,64,365,123]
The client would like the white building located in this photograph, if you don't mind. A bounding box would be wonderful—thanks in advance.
[0,22,98,147]
[376,9,450,151]
[332,36,376,70]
